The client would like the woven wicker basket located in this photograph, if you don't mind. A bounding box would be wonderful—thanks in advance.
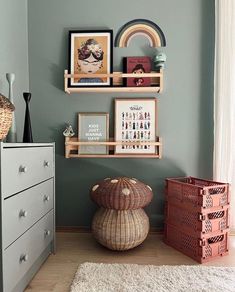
[92,207,149,250]
[0,93,15,140]
[91,177,153,210]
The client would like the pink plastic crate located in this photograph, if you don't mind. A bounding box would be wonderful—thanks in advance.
[166,177,230,210]
[164,223,229,263]
[165,203,229,236]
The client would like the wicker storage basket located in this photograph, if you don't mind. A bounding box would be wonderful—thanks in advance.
[0,93,15,140]
[91,177,153,210]
[92,207,149,250]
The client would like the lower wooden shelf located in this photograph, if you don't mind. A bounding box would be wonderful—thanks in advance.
[65,137,162,159]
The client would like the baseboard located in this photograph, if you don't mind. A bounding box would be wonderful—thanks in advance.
[56,226,235,236]
[149,227,164,234]
[56,226,164,234]
[56,226,91,233]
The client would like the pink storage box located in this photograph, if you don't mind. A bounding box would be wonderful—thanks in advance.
[165,177,230,210]
[164,223,229,263]
[165,203,229,236]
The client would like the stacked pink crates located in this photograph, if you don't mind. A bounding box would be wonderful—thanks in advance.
[164,176,230,263]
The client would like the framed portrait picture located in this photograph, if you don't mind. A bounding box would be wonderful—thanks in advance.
[115,98,157,154]
[68,30,113,87]
[78,113,109,155]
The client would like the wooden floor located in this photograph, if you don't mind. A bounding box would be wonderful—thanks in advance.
[25,232,235,292]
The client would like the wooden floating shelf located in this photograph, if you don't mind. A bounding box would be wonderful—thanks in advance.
[64,69,163,94]
[65,136,162,159]
[64,87,161,94]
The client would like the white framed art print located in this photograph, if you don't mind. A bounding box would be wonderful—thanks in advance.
[115,98,157,154]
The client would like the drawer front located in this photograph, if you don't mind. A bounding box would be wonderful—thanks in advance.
[3,210,53,292]
[2,146,54,198]
[3,179,54,248]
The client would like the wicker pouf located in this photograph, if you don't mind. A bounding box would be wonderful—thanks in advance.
[91,177,153,251]
[92,208,149,250]
[91,177,153,210]
[0,93,15,140]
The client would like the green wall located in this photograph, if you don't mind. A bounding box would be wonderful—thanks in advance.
[0,0,29,139]
[28,0,215,229]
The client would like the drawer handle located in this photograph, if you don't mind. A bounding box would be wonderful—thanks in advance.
[44,161,50,167]
[44,195,50,202]
[19,210,28,218]
[20,254,28,263]
[19,166,27,173]
[44,230,51,237]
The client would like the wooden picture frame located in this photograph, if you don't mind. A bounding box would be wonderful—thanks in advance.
[114,98,157,154]
[78,113,109,155]
[68,30,113,87]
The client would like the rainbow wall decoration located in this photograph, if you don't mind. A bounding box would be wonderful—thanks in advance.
[115,19,166,48]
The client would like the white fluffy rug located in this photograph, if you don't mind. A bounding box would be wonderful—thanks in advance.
[70,262,235,292]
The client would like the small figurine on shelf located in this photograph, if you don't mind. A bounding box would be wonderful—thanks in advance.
[153,52,167,71]
[63,124,75,137]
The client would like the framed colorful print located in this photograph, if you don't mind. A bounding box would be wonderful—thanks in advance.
[115,98,157,154]
[68,30,113,87]
[78,113,109,155]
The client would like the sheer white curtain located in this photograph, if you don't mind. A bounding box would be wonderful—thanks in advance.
[213,0,235,231]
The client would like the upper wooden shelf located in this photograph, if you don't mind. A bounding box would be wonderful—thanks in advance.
[64,69,163,94]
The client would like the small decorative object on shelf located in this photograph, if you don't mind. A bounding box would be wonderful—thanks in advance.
[123,56,151,87]
[0,93,15,141]
[78,112,109,155]
[6,73,17,142]
[91,177,153,250]
[115,98,157,154]
[63,124,75,137]
[23,92,33,143]
[153,52,167,70]
[164,176,230,263]
[68,30,113,88]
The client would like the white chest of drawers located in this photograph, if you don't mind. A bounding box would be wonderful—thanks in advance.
[0,142,55,292]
